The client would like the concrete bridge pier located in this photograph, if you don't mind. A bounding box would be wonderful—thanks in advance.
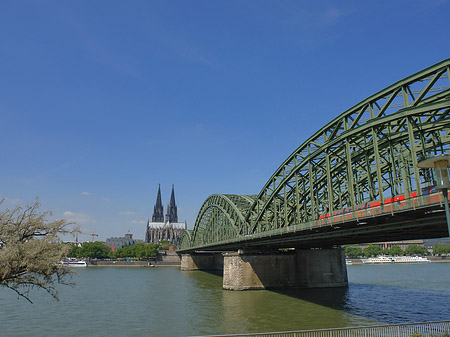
[222,248,348,290]
[180,253,223,271]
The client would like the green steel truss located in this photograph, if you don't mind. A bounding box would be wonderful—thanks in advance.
[188,194,257,248]
[180,58,450,251]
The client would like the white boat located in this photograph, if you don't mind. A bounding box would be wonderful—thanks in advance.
[60,259,88,267]
[345,259,353,265]
[361,256,394,264]
[361,255,431,264]
[391,256,430,263]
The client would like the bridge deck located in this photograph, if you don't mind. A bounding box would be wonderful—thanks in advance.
[179,192,449,253]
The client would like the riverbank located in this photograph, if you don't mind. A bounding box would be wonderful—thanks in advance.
[87,253,450,267]
[3,262,450,336]
[86,250,181,267]
[348,256,450,264]
[87,260,180,267]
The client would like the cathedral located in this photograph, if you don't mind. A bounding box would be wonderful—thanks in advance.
[144,185,186,247]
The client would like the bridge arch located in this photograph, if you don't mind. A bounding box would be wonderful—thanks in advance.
[185,194,256,249]
[246,58,450,233]
[179,230,192,251]
[180,59,450,251]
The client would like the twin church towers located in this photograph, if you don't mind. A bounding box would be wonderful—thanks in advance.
[144,185,186,246]
[151,184,178,224]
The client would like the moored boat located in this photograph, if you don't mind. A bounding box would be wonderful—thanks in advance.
[361,256,394,264]
[361,255,431,264]
[391,256,430,263]
[60,259,88,267]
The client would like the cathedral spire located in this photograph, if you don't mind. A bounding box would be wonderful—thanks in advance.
[168,184,178,223]
[152,184,164,222]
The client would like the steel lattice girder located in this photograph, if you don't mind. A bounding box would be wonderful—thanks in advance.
[179,58,450,252]
[189,194,257,247]
[179,230,192,251]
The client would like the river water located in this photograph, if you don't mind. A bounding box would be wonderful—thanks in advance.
[1,263,449,337]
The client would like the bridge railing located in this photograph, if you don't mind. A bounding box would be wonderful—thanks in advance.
[193,320,450,337]
[179,191,446,252]
[315,191,445,227]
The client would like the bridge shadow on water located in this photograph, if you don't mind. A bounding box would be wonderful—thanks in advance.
[273,282,450,324]
[186,267,450,326]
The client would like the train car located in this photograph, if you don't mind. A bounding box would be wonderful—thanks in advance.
[317,187,438,225]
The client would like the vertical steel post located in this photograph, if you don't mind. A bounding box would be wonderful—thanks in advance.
[441,189,450,236]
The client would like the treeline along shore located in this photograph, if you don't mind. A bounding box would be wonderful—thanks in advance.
[86,250,181,267]
[347,255,450,265]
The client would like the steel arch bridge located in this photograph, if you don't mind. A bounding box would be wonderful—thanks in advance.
[179,59,450,253]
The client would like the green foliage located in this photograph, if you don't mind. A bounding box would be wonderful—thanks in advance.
[159,240,170,250]
[381,245,405,256]
[113,243,159,259]
[363,245,383,257]
[0,200,74,303]
[389,245,404,256]
[76,242,112,259]
[345,246,363,258]
[382,248,391,255]
[405,244,428,256]
[409,332,425,337]
[409,333,450,337]
[433,243,450,256]
[67,244,80,258]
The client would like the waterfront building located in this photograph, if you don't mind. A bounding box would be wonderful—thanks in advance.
[370,240,424,250]
[106,232,143,252]
[145,185,187,246]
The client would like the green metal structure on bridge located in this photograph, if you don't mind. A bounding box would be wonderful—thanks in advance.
[179,59,450,254]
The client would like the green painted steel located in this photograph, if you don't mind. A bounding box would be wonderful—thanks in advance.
[179,230,193,251]
[189,194,257,248]
[180,59,450,252]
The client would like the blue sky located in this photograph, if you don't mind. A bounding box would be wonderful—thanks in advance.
[1,1,450,240]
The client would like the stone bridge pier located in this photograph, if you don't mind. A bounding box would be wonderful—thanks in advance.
[181,248,348,290]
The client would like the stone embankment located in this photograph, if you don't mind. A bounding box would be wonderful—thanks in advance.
[347,256,450,264]
[87,250,181,267]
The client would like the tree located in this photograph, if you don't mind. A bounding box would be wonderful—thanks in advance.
[67,244,80,258]
[0,200,74,303]
[405,244,428,256]
[159,240,170,250]
[77,242,111,259]
[433,243,450,256]
[389,245,404,256]
[363,245,383,257]
[382,248,391,256]
[113,243,159,259]
[345,246,363,258]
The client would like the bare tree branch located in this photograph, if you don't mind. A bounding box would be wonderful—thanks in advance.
[0,199,76,303]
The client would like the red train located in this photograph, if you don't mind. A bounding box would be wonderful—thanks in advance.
[318,188,439,222]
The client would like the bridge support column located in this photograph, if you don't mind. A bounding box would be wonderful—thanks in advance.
[180,253,223,271]
[222,248,347,290]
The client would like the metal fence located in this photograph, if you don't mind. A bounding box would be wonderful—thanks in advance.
[194,320,450,337]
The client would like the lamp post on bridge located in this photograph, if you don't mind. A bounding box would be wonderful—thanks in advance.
[418,155,450,237]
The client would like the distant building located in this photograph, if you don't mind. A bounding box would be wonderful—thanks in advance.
[369,240,424,250]
[145,185,186,246]
[106,232,143,252]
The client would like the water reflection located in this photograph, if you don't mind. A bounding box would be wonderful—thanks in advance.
[182,271,372,334]
[344,282,450,324]
[219,287,366,333]
[274,287,350,311]
[185,263,450,334]
[1,264,449,337]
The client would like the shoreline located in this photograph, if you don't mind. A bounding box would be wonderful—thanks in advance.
[84,258,450,267]
[86,258,181,268]
[85,249,182,267]
[348,256,450,265]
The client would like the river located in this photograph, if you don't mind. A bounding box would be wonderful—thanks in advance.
[1,263,449,337]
